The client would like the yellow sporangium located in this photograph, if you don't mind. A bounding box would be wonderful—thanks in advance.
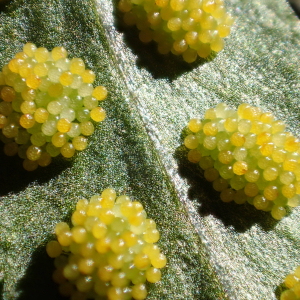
[280,266,300,300]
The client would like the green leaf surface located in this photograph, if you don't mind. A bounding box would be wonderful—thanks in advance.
[0,0,299,299]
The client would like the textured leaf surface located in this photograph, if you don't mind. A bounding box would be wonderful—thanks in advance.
[0,0,300,299]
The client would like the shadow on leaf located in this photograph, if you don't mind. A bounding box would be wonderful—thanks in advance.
[288,0,300,18]
[16,240,64,300]
[112,0,216,81]
[174,129,279,233]
[275,282,286,300]
[0,0,10,11]
[0,147,72,197]
[0,280,3,299]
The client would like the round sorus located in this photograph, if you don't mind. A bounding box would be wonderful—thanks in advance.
[118,0,234,63]
[46,188,166,300]
[0,43,108,170]
[184,103,300,220]
[280,266,300,300]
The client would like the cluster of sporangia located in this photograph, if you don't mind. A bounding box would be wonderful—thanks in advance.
[118,0,234,63]
[0,43,107,171]
[46,188,166,300]
[184,103,300,220]
[281,266,300,300]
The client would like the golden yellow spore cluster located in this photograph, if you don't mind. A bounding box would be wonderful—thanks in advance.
[0,43,107,171]
[184,103,300,220]
[118,0,234,63]
[281,266,300,300]
[46,188,166,300]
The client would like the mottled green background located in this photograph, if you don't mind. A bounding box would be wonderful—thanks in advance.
[0,0,299,299]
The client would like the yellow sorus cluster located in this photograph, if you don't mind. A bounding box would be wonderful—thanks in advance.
[46,188,167,300]
[118,0,234,63]
[281,266,300,300]
[184,103,300,220]
[0,43,107,171]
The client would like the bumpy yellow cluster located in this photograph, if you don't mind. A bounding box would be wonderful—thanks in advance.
[46,188,166,300]
[118,0,234,63]
[184,103,300,220]
[281,266,300,300]
[0,43,107,171]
